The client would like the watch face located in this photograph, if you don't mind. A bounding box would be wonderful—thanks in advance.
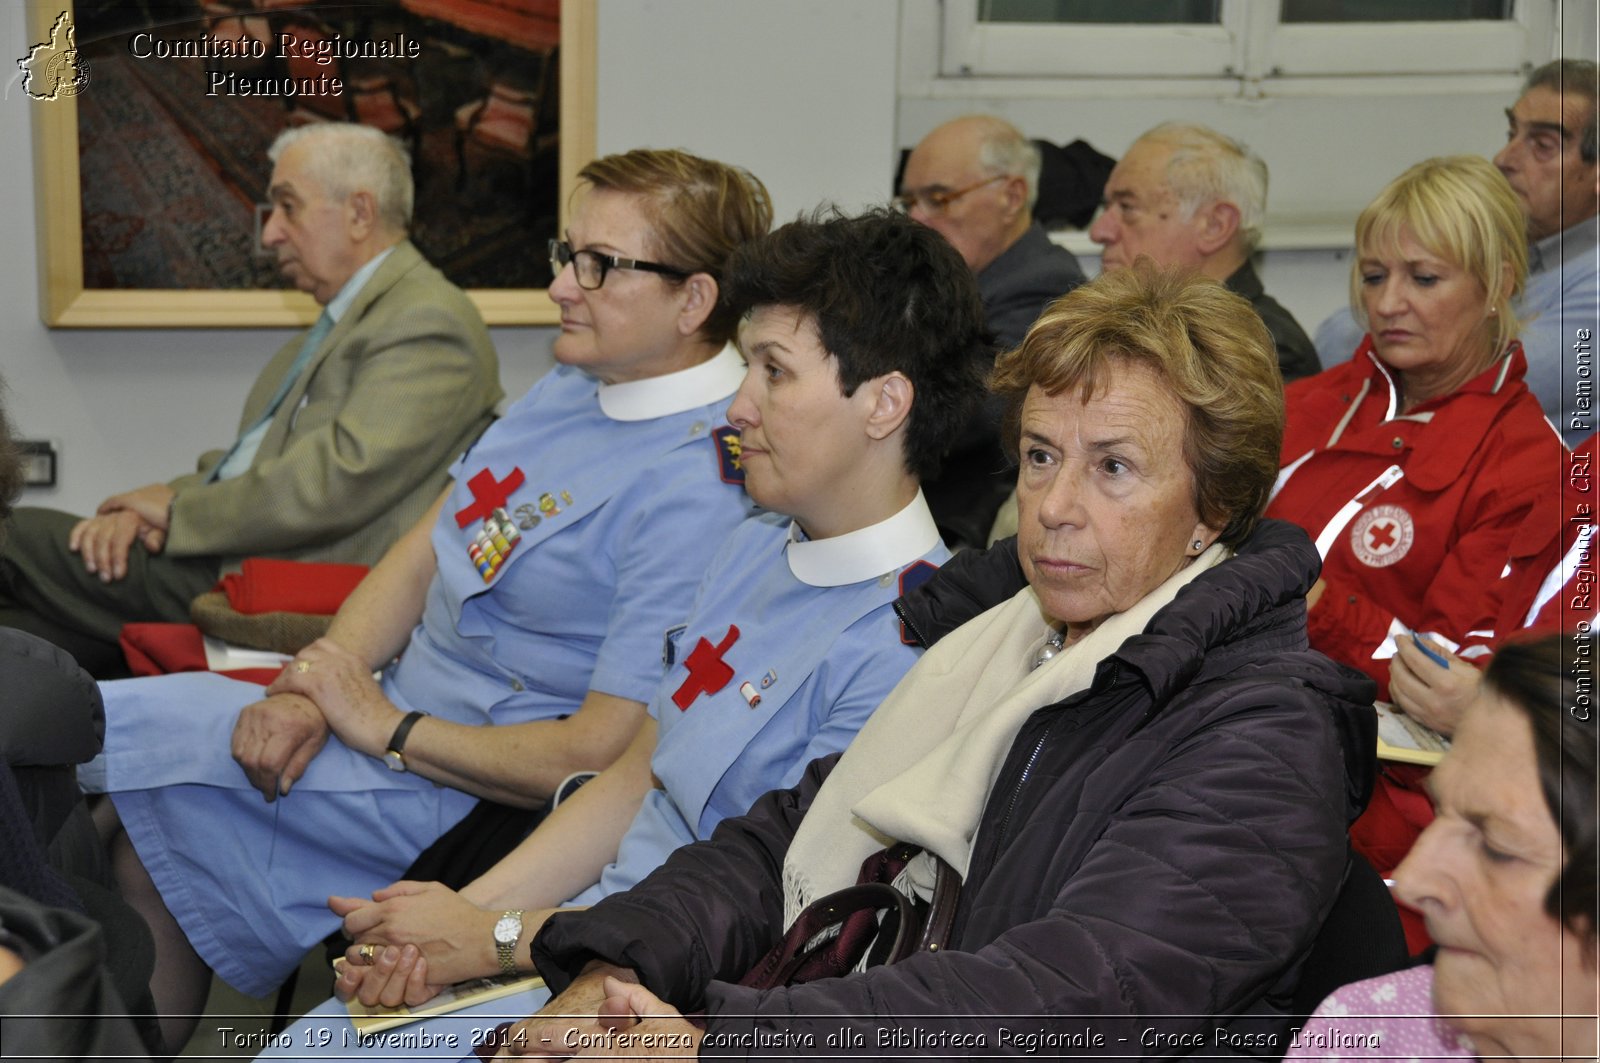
[494,914,521,944]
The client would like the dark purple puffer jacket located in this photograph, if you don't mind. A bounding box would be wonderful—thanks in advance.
[532,519,1377,1058]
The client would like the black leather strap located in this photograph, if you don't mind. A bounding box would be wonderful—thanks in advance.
[386,711,426,758]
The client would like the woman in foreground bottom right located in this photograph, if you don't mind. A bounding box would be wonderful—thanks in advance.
[1291,632,1597,1062]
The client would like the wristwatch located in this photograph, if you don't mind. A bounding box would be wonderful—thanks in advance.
[382,711,426,773]
[493,910,525,977]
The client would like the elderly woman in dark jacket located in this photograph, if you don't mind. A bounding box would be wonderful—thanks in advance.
[500,265,1378,1059]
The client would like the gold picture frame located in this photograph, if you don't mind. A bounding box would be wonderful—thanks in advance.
[26,0,596,327]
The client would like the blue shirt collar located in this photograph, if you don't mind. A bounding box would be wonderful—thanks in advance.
[323,245,396,323]
[1529,215,1599,275]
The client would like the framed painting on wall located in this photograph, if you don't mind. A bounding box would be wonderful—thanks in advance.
[23,0,596,327]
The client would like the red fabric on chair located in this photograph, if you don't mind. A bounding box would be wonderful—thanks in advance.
[217,559,368,616]
[118,623,279,687]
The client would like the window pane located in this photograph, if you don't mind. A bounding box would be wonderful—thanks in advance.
[977,0,1221,24]
[1279,0,1510,22]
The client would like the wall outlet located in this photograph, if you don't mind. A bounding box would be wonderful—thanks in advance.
[18,440,57,487]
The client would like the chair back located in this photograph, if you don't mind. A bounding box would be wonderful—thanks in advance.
[1290,847,1411,1025]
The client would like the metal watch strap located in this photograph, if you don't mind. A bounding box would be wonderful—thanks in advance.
[495,910,525,976]
[384,711,426,771]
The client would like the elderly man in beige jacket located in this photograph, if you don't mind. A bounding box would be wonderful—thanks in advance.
[0,123,501,677]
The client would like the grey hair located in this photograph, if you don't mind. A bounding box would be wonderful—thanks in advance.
[1135,122,1268,251]
[969,114,1043,212]
[268,124,413,232]
[1523,58,1599,164]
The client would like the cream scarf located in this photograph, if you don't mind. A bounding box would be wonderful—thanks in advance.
[780,544,1228,926]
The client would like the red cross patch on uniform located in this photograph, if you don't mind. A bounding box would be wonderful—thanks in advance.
[1350,504,1415,568]
[455,467,525,527]
[672,624,741,710]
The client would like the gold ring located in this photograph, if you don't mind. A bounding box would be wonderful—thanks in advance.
[295,660,312,674]
[358,943,376,963]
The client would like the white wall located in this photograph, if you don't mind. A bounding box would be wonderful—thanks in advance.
[596,0,898,219]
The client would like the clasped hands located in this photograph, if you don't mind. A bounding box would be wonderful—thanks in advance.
[69,483,175,582]
[330,886,699,1059]
[330,881,507,1008]
[230,639,400,801]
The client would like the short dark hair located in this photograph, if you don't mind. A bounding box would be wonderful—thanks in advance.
[719,208,988,481]
[1523,58,1599,164]
[1484,632,1597,946]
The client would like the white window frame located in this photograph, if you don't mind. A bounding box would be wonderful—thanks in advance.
[939,3,1240,80]
[936,0,1552,85]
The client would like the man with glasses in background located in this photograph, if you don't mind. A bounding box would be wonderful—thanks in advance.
[897,114,1084,546]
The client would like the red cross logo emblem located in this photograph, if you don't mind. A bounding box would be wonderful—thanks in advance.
[1350,504,1414,568]
[454,467,526,528]
[1366,521,1398,550]
[671,625,741,711]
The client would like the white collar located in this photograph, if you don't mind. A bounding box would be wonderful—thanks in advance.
[597,343,744,421]
[785,490,940,588]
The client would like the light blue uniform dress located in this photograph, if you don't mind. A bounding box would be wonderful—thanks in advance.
[79,348,752,998]
[261,494,947,1061]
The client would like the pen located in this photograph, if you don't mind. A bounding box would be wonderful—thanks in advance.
[1411,632,1449,668]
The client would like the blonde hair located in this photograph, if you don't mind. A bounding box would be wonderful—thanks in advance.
[1352,155,1527,356]
[577,149,773,344]
[991,263,1283,546]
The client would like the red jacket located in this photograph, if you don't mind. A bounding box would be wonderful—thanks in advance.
[1266,340,1565,697]
[1468,433,1596,649]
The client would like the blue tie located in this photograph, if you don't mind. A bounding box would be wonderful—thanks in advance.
[209,311,334,481]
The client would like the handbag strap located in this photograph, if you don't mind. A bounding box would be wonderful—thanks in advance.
[916,853,960,953]
[738,882,915,990]
[739,845,964,989]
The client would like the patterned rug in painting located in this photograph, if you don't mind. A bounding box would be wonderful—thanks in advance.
[74,0,558,292]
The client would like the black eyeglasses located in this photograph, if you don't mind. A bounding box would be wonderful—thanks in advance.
[548,239,691,290]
